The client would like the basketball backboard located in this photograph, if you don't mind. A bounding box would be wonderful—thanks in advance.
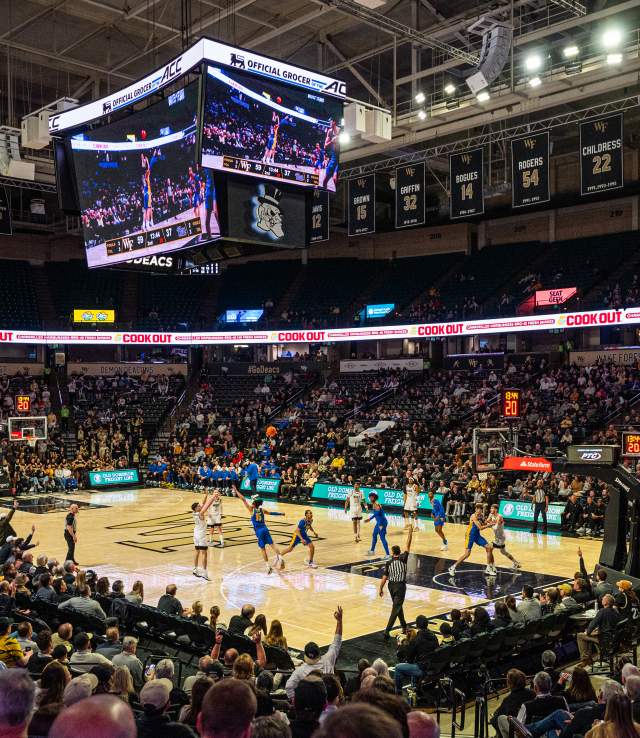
[472,427,517,473]
[8,416,48,443]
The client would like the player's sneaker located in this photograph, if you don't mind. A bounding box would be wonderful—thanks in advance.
[200,571,211,581]
[266,565,273,575]
[366,550,376,556]
[486,566,497,576]
[448,565,456,577]
[219,541,225,548]
[512,560,522,569]
[306,560,318,569]
[208,541,216,547]
[440,544,448,551]
[193,568,199,576]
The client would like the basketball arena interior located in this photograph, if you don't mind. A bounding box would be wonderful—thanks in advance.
[4,1,640,737]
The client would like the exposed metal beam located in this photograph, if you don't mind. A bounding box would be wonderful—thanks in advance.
[419,0,467,46]
[241,8,330,49]
[0,1,67,41]
[549,0,587,16]
[342,94,640,177]
[316,0,478,65]
[324,36,386,106]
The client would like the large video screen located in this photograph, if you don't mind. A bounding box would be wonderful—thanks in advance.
[71,82,219,268]
[201,65,342,191]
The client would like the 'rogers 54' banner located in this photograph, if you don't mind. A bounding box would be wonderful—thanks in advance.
[0,307,635,345]
[580,113,624,196]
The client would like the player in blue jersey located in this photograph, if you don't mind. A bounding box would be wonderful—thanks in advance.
[234,488,284,574]
[365,492,390,557]
[321,119,340,189]
[428,489,448,551]
[203,169,217,238]
[280,509,319,568]
[448,503,496,577]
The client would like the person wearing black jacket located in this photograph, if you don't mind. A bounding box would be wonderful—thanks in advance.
[561,494,581,532]
[393,615,438,694]
[491,669,534,738]
[497,671,569,736]
[0,500,18,545]
[577,593,621,664]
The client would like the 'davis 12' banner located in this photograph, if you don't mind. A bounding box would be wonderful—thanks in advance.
[395,162,425,228]
[580,113,624,196]
[348,175,375,236]
[511,131,550,208]
[309,189,330,243]
[450,148,484,219]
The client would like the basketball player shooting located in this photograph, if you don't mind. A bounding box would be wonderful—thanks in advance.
[141,149,160,231]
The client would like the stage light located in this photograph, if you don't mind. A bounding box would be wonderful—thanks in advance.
[476,90,490,103]
[528,76,542,88]
[339,131,351,144]
[417,109,427,120]
[607,52,623,65]
[525,53,542,72]
[444,83,456,95]
[563,45,579,59]
[602,28,622,49]
[415,91,426,104]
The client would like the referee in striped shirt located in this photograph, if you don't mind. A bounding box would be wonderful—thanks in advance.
[379,526,413,641]
[530,480,549,534]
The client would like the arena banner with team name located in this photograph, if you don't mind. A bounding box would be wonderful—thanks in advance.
[309,189,330,243]
[88,469,140,488]
[580,114,624,196]
[450,148,484,219]
[240,477,281,495]
[312,482,443,512]
[511,131,550,208]
[0,307,638,345]
[67,362,188,376]
[499,499,565,527]
[348,175,375,236]
[395,162,425,228]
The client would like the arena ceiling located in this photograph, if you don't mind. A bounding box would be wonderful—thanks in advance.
[1,0,640,180]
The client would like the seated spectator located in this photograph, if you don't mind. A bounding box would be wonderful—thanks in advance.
[470,606,493,634]
[493,601,512,629]
[228,604,255,635]
[125,580,144,604]
[29,629,54,675]
[111,665,137,705]
[96,627,121,659]
[50,694,137,738]
[251,716,292,738]
[407,711,440,738]
[69,633,112,673]
[155,658,188,705]
[197,679,257,738]
[14,622,37,655]
[38,660,69,706]
[0,670,35,737]
[577,594,621,666]
[393,615,438,695]
[188,600,207,625]
[290,676,327,738]
[265,619,288,650]
[136,679,196,738]
[183,656,224,694]
[584,692,640,738]
[312,703,403,738]
[58,585,107,620]
[505,596,524,624]
[615,580,640,618]
[496,671,568,736]
[0,617,31,668]
[112,636,144,690]
[33,573,57,602]
[344,658,370,699]
[490,668,534,738]
[63,673,98,707]
[92,664,116,695]
[157,585,183,617]
[285,605,342,699]
[557,665,597,707]
[178,677,213,730]
[51,624,73,654]
[517,585,542,622]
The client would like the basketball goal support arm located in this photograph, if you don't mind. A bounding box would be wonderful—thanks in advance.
[551,461,639,577]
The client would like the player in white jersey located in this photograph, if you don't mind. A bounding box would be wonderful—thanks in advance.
[488,503,521,570]
[403,478,420,530]
[344,481,368,542]
[192,495,215,580]
[207,490,224,548]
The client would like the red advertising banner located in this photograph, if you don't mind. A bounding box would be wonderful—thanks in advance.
[503,456,553,472]
[535,287,577,307]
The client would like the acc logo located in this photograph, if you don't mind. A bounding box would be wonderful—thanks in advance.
[325,80,347,97]
[580,451,601,460]
[594,120,608,133]
[502,503,515,516]
[524,138,536,150]
[160,56,183,84]
[461,154,471,165]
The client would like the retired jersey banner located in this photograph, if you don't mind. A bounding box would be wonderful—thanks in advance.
[309,189,329,243]
[511,131,550,208]
[580,114,623,196]
[348,175,375,236]
[395,162,425,228]
[450,148,483,219]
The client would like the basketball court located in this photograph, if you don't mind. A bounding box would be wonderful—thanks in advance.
[4,486,600,650]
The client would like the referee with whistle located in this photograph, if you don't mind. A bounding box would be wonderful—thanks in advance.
[379,526,413,641]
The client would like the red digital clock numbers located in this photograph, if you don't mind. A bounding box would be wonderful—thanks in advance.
[622,431,640,457]
[501,389,521,419]
[15,395,31,414]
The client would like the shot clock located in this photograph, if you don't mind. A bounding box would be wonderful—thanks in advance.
[622,431,640,457]
[15,395,31,414]
[501,388,522,419]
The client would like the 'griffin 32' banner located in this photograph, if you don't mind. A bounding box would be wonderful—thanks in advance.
[580,114,623,196]
[511,131,550,208]
[450,148,484,219]
[348,175,375,236]
[395,162,425,228]
[309,189,329,243]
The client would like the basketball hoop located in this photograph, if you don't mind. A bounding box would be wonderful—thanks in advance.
[26,438,37,449]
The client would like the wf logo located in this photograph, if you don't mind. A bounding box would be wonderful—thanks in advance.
[461,154,471,165]
[524,138,536,150]
[594,120,608,133]
[405,167,416,177]
[357,178,367,188]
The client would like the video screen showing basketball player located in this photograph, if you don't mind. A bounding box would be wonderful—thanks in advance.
[201,65,343,192]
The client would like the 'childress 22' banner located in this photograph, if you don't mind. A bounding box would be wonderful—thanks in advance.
[312,482,443,512]
[395,162,425,228]
[450,148,484,219]
[348,175,375,236]
[499,499,565,527]
[511,131,550,208]
[580,113,623,196]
